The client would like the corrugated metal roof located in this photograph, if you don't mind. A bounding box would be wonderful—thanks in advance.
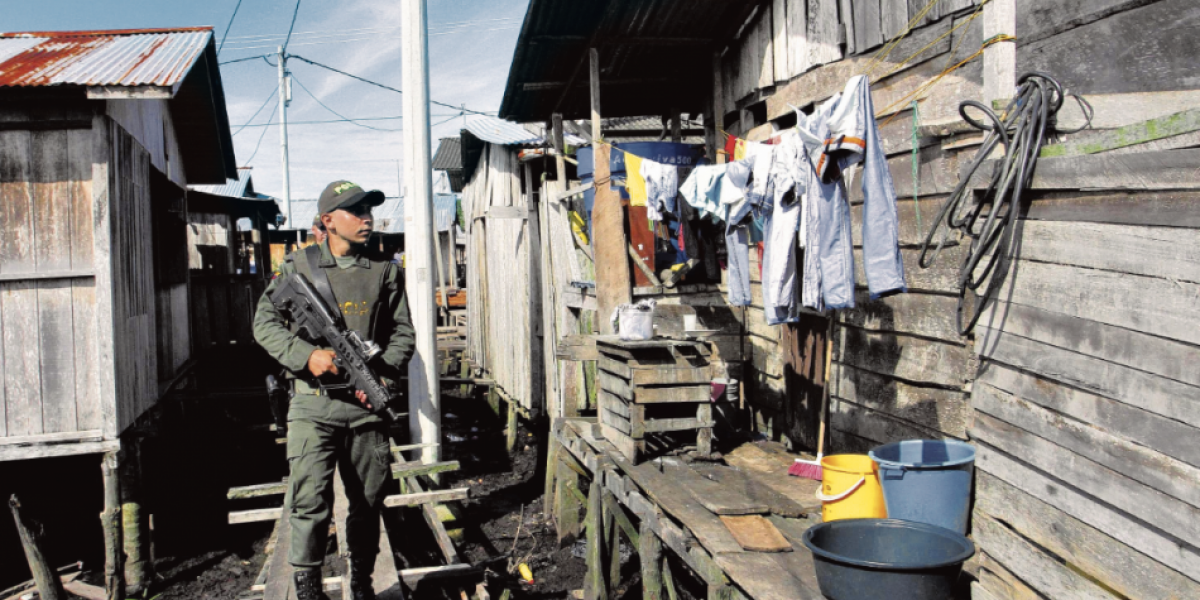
[432,137,462,171]
[189,167,255,198]
[0,27,211,88]
[498,0,760,121]
[288,194,459,234]
[465,116,543,146]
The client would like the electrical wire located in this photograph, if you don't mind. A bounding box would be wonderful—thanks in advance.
[917,72,1093,336]
[219,54,272,65]
[243,101,280,165]
[431,112,465,128]
[282,0,303,52]
[287,54,497,115]
[218,17,522,47]
[291,74,399,132]
[217,0,245,55]
[231,88,279,136]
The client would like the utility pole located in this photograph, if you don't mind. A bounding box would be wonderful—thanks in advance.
[402,0,440,467]
[278,45,293,227]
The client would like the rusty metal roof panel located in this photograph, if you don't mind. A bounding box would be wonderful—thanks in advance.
[0,27,211,89]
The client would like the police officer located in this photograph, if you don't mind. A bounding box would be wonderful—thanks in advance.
[253,181,415,600]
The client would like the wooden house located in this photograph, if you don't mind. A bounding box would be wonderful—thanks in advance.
[187,168,280,349]
[0,27,236,461]
[487,0,1200,598]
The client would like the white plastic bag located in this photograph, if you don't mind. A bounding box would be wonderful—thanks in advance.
[610,299,656,341]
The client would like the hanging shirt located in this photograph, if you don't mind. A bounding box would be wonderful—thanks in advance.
[640,159,678,222]
[818,75,906,300]
[624,153,648,207]
[761,130,807,322]
[680,164,728,222]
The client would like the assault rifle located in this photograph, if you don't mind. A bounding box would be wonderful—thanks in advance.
[268,272,403,422]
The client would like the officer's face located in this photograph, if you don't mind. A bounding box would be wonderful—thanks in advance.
[325,205,373,244]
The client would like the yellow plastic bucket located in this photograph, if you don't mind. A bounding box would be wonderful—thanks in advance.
[817,454,887,522]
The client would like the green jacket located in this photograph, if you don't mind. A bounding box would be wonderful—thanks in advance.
[253,241,415,427]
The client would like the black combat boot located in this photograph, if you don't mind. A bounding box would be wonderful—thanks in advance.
[293,569,330,600]
[349,557,376,600]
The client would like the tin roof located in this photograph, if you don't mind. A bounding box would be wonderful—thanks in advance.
[190,167,256,198]
[499,0,760,122]
[432,137,463,171]
[0,27,212,89]
[464,116,544,146]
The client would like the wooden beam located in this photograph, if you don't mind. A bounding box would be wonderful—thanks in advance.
[0,120,91,132]
[100,454,122,600]
[524,77,693,91]
[86,85,173,100]
[398,564,477,585]
[592,144,632,334]
[553,182,594,203]
[390,460,460,480]
[9,496,66,600]
[382,488,470,508]
[583,475,608,600]
[590,48,602,141]
[228,508,282,525]
[227,481,287,500]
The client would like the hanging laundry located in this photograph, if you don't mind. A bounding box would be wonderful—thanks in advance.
[624,152,648,207]
[640,159,678,222]
[794,75,906,311]
[680,164,728,222]
[725,223,752,306]
[760,130,806,324]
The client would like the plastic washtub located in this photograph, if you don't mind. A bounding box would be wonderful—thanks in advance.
[802,518,975,600]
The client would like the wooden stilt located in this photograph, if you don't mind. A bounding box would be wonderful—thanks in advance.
[604,488,621,591]
[9,495,66,600]
[120,442,151,596]
[661,555,680,600]
[487,386,500,417]
[505,400,518,454]
[554,462,583,547]
[639,522,663,600]
[544,435,560,517]
[583,476,607,600]
[101,453,124,600]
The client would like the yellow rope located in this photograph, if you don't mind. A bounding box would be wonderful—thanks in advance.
[862,0,944,78]
[877,33,1016,129]
[866,0,993,85]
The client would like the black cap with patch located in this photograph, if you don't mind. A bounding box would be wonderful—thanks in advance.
[318,180,385,215]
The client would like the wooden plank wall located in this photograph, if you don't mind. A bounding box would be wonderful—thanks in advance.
[461,143,543,414]
[106,99,187,189]
[187,212,235,273]
[969,180,1200,599]
[713,0,985,451]
[0,118,103,441]
[108,124,159,434]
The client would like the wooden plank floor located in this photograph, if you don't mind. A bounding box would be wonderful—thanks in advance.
[554,418,825,600]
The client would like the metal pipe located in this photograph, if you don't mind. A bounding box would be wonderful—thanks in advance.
[278,46,292,225]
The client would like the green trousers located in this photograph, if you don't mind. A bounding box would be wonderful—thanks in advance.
[286,415,392,569]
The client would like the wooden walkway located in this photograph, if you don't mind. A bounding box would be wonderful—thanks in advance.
[551,418,827,600]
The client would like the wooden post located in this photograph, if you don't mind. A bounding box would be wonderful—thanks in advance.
[544,434,560,517]
[711,52,726,164]
[661,555,680,600]
[101,453,124,600]
[555,460,584,547]
[639,521,663,600]
[505,398,518,454]
[592,144,632,334]
[120,442,151,596]
[983,0,1016,105]
[487,385,500,417]
[589,48,602,142]
[670,108,682,144]
[9,495,66,600]
[605,488,620,589]
[583,476,608,600]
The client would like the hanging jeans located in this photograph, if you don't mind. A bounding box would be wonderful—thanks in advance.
[725,222,752,306]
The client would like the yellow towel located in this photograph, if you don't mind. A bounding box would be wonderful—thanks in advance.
[624,153,647,207]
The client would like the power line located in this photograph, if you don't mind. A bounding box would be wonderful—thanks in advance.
[219,21,521,51]
[282,0,303,53]
[220,17,522,43]
[288,54,497,116]
[219,54,272,65]
[231,88,279,136]
[244,101,279,165]
[217,0,245,55]
[220,26,520,51]
[291,74,399,132]
[431,112,464,128]
[236,114,459,128]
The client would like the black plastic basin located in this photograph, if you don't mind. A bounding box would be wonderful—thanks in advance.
[803,519,975,600]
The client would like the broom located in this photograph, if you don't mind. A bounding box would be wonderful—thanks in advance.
[789,319,834,480]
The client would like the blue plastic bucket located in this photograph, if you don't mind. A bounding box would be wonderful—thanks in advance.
[868,440,975,534]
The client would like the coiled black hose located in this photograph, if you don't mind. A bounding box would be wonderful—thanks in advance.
[918,72,1092,336]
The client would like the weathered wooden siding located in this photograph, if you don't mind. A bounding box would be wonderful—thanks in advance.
[108,124,160,434]
[969,175,1200,598]
[188,212,235,273]
[462,144,543,414]
[106,99,187,189]
[712,0,984,452]
[0,122,104,442]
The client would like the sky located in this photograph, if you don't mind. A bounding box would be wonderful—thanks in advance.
[2,0,530,200]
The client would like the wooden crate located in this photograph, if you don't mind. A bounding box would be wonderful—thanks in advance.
[595,337,720,464]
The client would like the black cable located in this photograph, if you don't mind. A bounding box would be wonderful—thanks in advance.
[291,74,399,132]
[219,54,271,65]
[244,101,280,165]
[282,0,303,53]
[231,88,279,136]
[287,54,498,116]
[217,0,245,55]
[432,112,465,128]
[918,72,1092,336]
